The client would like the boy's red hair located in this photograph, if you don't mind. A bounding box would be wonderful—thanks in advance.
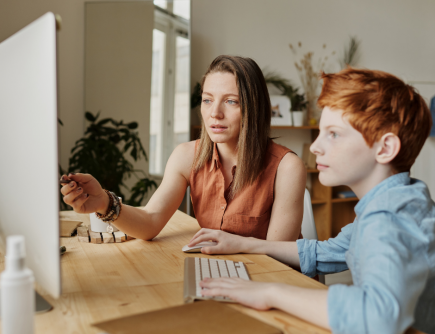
[318,67,432,172]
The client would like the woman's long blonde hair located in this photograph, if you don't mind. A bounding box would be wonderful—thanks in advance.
[193,55,271,197]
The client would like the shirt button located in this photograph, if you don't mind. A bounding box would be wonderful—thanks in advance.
[221,205,225,210]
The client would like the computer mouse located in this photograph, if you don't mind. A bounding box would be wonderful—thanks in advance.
[182,241,217,253]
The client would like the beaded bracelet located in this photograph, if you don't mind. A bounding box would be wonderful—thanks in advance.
[95,190,122,233]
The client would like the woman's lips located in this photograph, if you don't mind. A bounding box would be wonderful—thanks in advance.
[317,163,329,170]
[210,125,227,133]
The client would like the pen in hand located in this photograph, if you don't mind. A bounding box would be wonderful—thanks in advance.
[60,175,79,187]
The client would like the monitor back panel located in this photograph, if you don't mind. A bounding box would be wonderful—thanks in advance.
[0,12,60,298]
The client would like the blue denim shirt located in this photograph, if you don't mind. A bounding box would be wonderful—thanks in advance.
[297,173,435,334]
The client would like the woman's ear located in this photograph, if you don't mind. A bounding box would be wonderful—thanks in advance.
[375,133,401,165]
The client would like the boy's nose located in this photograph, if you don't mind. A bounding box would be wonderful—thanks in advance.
[310,137,323,156]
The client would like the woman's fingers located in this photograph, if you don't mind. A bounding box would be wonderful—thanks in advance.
[63,186,84,208]
[189,228,214,243]
[60,180,77,196]
[188,229,217,246]
[71,192,90,209]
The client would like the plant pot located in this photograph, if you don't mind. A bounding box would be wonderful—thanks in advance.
[292,111,304,127]
[90,212,119,233]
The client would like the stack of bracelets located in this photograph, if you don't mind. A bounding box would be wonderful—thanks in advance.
[95,189,122,233]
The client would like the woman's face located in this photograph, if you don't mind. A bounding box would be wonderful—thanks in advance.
[201,72,241,145]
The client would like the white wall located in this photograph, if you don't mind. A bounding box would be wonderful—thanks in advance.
[0,0,155,173]
[1,0,88,170]
[191,0,435,196]
[85,2,154,193]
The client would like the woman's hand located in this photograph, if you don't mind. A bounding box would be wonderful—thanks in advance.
[188,228,252,254]
[200,278,277,311]
[60,173,109,214]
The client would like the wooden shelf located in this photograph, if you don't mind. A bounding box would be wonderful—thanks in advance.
[311,198,327,205]
[331,197,359,203]
[271,125,319,130]
[193,125,319,130]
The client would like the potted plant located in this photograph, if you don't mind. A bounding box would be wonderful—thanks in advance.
[289,91,307,126]
[61,111,157,209]
[263,71,307,126]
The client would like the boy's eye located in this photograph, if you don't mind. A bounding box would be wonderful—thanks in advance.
[330,131,338,138]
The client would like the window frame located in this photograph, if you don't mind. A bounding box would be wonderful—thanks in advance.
[151,7,190,177]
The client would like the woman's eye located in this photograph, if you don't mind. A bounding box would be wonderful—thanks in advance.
[202,99,211,104]
[227,100,238,105]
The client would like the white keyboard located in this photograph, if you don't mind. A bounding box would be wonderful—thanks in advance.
[183,257,250,303]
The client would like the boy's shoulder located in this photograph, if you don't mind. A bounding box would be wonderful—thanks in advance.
[358,176,435,244]
[360,175,433,216]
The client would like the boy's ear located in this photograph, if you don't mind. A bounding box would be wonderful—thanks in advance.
[375,133,401,165]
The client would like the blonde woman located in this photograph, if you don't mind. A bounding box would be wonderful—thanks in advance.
[60,55,306,242]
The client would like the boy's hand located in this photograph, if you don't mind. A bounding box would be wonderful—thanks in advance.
[200,278,276,310]
[188,228,250,254]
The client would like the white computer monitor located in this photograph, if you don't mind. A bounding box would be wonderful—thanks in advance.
[0,12,61,301]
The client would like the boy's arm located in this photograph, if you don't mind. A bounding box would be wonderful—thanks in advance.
[201,278,331,330]
[298,222,353,277]
[327,211,430,334]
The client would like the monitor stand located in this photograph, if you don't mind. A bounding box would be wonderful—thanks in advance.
[0,290,53,314]
[35,291,53,313]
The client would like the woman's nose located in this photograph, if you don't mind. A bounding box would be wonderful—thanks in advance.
[210,102,224,119]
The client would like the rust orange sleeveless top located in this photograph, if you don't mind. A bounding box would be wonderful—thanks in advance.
[190,139,294,240]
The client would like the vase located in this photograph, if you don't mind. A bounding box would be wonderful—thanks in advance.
[292,111,304,127]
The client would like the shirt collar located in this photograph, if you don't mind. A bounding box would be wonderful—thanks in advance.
[209,142,221,172]
[354,172,410,216]
[209,142,237,174]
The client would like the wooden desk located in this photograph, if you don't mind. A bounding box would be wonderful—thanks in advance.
[0,210,424,334]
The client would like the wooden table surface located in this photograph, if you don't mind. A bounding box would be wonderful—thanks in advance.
[0,210,424,334]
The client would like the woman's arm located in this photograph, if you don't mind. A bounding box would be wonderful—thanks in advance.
[61,141,195,240]
[188,229,301,268]
[267,152,306,241]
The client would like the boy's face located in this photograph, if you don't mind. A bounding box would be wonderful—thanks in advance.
[310,107,379,190]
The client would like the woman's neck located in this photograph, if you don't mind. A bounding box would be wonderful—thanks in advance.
[216,141,238,167]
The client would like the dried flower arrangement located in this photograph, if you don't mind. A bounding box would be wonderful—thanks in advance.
[339,36,361,69]
[289,42,335,124]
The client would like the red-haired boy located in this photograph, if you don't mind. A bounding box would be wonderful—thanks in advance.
[189,68,435,334]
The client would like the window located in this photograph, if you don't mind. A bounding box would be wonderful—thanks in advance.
[149,29,166,175]
[149,4,190,176]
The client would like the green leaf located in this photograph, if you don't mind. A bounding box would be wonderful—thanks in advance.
[127,122,138,129]
[85,112,96,122]
[67,110,152,206]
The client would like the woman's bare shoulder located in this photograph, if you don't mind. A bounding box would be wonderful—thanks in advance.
[276,152,306,180]
[166,140,197,179]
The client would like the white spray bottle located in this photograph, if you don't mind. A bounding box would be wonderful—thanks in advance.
[1,235,34,334]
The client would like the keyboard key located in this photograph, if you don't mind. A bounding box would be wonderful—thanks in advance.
[217,259,229,277]
[185,257,251,302]
[195,258,202,296]
[226,260,239,278]
[210,259,220,278]
[236,262,250,280]
[201,258,211,279]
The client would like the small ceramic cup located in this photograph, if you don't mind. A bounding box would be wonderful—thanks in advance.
[89,212,119,233]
